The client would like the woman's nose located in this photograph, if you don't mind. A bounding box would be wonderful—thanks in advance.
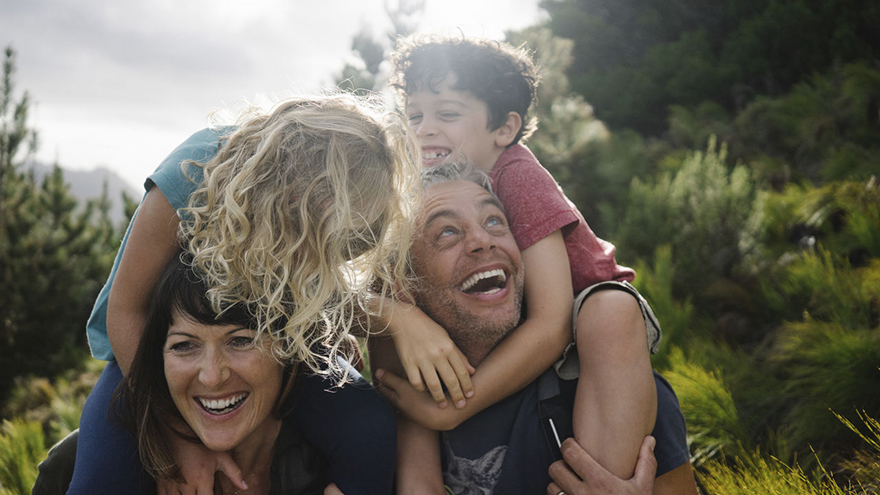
[199,349,229,388]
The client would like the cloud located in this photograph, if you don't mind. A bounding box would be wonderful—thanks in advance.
[2,0,543,189]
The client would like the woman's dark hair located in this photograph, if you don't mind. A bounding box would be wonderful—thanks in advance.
[112,252,297,480]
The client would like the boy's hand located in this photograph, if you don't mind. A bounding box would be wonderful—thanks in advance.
[158,431,247,495]
[388,304,475,408]
[374,368,470,431]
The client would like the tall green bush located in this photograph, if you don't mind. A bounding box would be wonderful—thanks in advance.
[616,138,756,304]
[662,348,748,466]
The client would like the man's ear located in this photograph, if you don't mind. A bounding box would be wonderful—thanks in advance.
[494,112,522,148]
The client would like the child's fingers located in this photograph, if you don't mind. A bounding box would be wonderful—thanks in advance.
[448,351,475,399]
[373,369,402,407]
[156,480,172,495]
[214,452,247,491]
[403,360,426,392]
[435,360,466,408]
[419,363,449,407]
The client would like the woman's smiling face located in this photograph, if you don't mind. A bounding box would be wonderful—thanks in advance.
[163,310,283,452]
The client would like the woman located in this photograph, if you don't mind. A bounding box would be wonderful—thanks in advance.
[118,253,328,494]
[69,94,419,495]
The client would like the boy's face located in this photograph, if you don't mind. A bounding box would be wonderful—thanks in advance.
[405,75,511,172]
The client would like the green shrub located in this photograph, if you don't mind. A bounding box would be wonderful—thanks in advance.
[631,245,698,362]
[835,410,880,491]
[0,419,46,495]
[771,321,880,453]
[662,348,747,466]
[2,357,101,444]
[617,137,756,304]
[699,411,880,494]
[698,447,847,495]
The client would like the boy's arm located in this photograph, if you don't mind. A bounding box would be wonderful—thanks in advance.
[377,230,572,430]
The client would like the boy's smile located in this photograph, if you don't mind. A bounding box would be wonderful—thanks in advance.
[406,76,513,172]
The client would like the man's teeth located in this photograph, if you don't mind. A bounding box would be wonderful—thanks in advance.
[199,393,247,413]
[459,269,506,292]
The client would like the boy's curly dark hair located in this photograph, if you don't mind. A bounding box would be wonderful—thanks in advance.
[389,35,540,145]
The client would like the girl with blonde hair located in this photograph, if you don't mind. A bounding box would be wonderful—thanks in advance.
[67,93,419,495]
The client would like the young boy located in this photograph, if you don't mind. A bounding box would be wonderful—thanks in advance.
[377,36,664,490]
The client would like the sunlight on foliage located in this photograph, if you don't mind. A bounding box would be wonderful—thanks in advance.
[699,448,847,495]
[618,137,756,298]
[2,358,101,444]
[699,411,880,494]
[631,245,696,359]
[662,348,746,466]
[772,322,880,452]
[835,410,880,491]
[772,248,877,329]
[0,419,45,495]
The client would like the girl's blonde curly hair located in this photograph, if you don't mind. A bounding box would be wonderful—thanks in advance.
[180,93,419,376]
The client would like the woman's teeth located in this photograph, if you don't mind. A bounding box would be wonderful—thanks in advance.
[199,393,247,414]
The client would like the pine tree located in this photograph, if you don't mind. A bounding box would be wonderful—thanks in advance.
[0,47,117,406]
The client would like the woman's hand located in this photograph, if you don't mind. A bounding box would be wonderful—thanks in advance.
[387,303,475,409]
[156,434,247,495]
[374,368,469,431]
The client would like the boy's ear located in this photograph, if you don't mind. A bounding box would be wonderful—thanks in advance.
[494,112,522,148]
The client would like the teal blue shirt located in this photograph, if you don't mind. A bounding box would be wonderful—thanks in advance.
[86,127,231,360]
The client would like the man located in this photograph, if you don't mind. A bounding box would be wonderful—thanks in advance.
[373,162,696,494]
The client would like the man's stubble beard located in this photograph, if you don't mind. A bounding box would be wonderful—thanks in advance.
[415,268,525,367]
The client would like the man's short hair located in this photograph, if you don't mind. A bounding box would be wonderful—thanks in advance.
[389,35,540,146]
[421,161,495,196]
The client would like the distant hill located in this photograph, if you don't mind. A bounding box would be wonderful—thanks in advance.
[21,161,140,225]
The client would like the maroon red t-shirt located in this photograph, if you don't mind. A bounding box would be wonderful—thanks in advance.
[488,144,635,294]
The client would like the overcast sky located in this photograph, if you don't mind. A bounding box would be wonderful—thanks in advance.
[2,0,544,190]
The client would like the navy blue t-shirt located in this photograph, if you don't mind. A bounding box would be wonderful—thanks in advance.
[441,370,690,494]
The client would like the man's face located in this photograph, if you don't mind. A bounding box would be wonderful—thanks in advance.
[411,180,524,364]
[405,75,507,173]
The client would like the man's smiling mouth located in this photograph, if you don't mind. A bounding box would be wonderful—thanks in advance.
[198,393,248,415]
[458,269,508,295]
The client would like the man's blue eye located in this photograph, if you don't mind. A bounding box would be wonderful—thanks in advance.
[487,217,503,227]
